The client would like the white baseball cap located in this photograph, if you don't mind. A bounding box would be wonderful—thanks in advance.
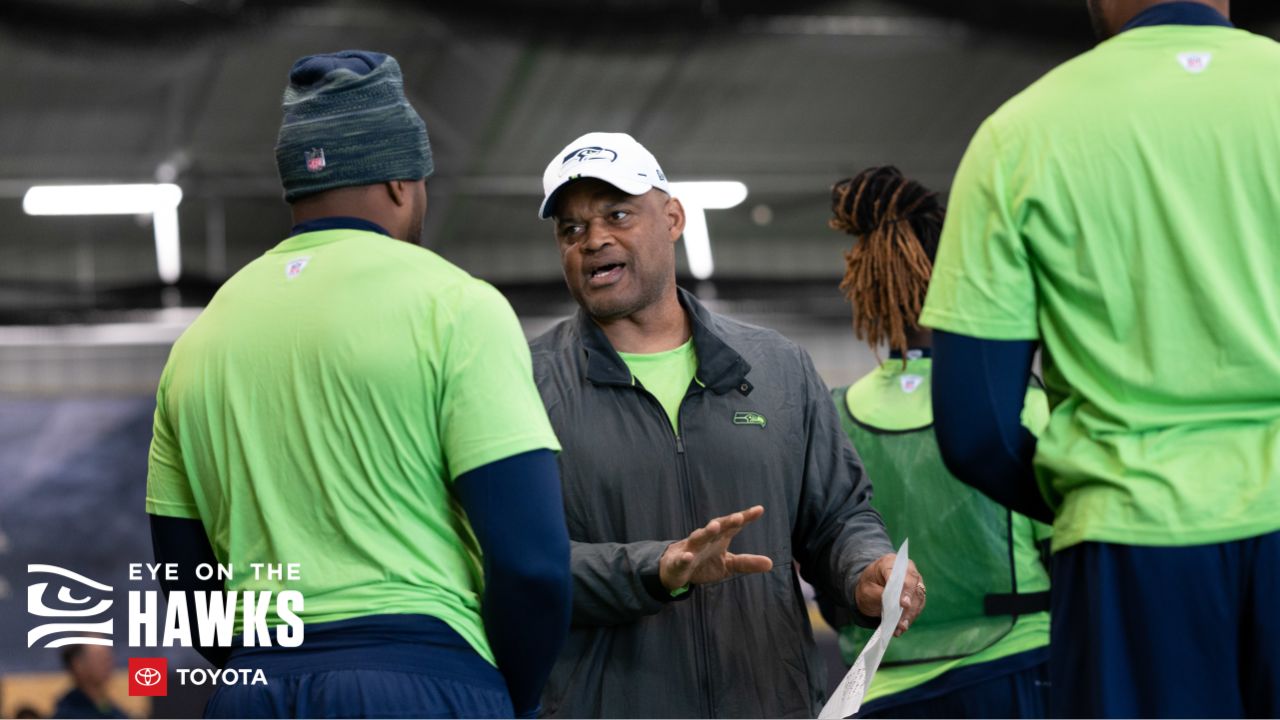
[539,131,671,218]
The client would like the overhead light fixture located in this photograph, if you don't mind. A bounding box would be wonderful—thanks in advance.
[670,181,748,280]
[756,15,966,39]
[23,184,184,284]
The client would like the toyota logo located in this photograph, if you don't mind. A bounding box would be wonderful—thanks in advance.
[134,667,162,687]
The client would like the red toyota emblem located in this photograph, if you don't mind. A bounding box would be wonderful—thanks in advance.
[128,657,168,697]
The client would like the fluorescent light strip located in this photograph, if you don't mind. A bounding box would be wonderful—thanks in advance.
[671,181,748,280]
[22,184,184,284]
[152,207,182,284]
[759,15,967,38]
[23,184,183,216]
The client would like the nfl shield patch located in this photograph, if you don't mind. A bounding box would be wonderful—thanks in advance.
[285,256,310,279]
[305,148,326,172]
[1177,52,1211,74]
[899,374,924,394]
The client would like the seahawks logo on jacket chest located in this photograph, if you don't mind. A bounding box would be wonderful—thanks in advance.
[733,411,767,428]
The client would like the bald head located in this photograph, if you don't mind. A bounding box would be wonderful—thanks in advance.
[1086,0,1230,39]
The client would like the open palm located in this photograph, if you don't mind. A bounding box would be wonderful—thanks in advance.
[660,505,774,590]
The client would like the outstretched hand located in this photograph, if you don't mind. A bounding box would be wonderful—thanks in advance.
[659,505,773,591]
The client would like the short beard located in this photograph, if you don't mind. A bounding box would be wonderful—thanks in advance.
[1086,0,1112,40]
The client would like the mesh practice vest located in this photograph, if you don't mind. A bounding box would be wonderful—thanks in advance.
[833,359,1051,665]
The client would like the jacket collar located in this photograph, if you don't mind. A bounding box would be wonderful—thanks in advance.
[577,287,754,395]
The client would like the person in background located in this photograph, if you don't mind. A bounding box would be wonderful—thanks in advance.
[51,645,125,719]
[146,50,570,718]
[919,0,1280,715]
[529,132,925,718]
[820,166,1051,718]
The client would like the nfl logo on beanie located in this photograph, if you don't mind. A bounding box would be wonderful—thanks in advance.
[275,51,433,203]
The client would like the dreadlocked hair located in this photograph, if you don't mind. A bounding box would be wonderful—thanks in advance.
[829,166,944,363]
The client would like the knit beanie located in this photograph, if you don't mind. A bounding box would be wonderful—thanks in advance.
[275,50,432,203]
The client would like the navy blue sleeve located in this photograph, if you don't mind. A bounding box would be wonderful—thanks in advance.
[455,449,572,718]
[931,331,1054,523]
[148,514,231,668]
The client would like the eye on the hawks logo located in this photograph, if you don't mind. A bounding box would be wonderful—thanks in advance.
[129,657,168,697]
[561,146,618,165]
[27,565,114,648]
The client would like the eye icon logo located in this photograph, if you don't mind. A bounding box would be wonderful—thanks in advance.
[135,668,162,686]
[27,564,114,648]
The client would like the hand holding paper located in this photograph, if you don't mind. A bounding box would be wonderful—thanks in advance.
[855,546,926,636]
[819,540,926,719]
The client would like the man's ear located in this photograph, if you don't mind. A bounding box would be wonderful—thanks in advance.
[386,180,408,207]
[666,195,686,243]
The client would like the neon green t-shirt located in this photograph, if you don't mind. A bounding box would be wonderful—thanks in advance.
[920,25,1280,552]
[839,357,1051,703]
[618,338,699,433]
[146,228,560,662]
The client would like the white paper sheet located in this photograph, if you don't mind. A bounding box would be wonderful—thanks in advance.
[817,539,910,720]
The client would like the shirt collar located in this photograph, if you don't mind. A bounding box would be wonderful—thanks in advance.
[289,216,393,238]
[577,287,753,395]
[1120,2,1233,32]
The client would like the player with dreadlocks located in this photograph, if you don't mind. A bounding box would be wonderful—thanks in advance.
[821,166,1052,718]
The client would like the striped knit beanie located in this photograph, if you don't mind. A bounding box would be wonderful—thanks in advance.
[275,50,433,203]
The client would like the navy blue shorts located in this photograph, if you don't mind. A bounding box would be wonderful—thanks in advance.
[203,614,513,719]
[858,649,1048,719]
[1051,532,1280,718]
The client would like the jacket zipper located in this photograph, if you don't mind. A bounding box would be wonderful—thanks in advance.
[636,381,714,717]
[672,395,716,718]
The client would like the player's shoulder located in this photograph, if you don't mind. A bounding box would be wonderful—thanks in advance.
[376,240,474,285]
[429,277,518,341]
[984,49,1107,134]
[992,27,1280,129]
[369,241,509,308]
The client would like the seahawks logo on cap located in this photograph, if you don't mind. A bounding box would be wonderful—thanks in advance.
[562,146,618,165]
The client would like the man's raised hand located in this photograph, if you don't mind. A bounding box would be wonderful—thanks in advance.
[659,505,773,591]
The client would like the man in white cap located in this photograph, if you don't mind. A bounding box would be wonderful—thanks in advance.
[528,132,927,718]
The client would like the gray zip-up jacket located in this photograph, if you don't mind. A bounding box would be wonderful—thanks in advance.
[531,289,893,719]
